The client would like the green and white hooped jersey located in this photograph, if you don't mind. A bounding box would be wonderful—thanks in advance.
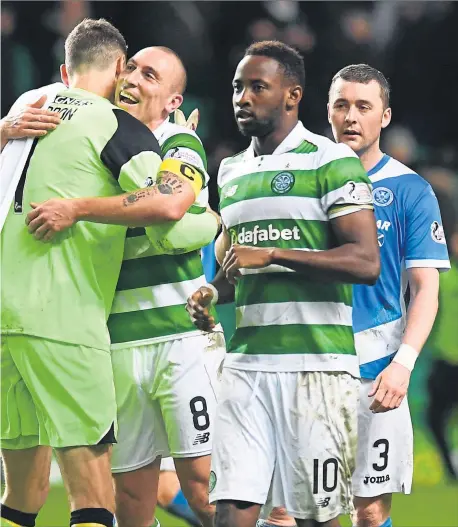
[108,119,221,349]
[218,121,373,375]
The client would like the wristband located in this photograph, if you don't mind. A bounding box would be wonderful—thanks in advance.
[393,343,419,372]
[203,283,219,305]
[158,158,204,198]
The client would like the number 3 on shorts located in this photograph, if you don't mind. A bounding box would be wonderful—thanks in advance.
[372,438,389,471]
[189,396,210,431]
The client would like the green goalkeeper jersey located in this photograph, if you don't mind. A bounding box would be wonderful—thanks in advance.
[108,119,222,348]
[218,121,373,375]
[1,87,162,351]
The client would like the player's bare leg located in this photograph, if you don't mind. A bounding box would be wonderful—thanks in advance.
[353,494,392,527]
[157,470,180,507]
[157,469,200,526]
[174,455,214,527]
[113,456,162,527]
[295,519,340,527]
[1,446,52,513]
[55,445,115,513]
[215,500,260,527]
[259,507,297,526]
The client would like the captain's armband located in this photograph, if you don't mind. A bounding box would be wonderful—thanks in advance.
[158,158,204,198]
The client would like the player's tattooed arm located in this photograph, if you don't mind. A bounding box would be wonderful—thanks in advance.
[26,173,195,241]
[122,172,184,207]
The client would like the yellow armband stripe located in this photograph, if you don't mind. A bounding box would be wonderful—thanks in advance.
[158,158,204,198]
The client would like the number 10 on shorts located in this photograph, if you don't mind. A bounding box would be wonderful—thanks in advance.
[313,458,338,494]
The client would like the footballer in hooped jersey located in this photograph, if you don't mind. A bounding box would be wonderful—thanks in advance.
[262,65,451,527]
[187,41,379,527]
[7,44,224,527]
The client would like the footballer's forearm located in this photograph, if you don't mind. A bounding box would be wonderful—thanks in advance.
[402,267,439,354]
[211,267,235,304]
[74,173,196,227]
[145,209,219,254]
[271,209,380,284]
[215,226,231,265]
[0,119,9,152]
[271,242,379,285]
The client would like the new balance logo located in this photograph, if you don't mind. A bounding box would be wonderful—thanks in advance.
[193,432,210,445]
[364,474,390,484]
[317,497,330,508]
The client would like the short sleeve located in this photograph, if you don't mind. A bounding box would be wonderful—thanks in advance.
[319,143,373,220]
[100,109,162,192]
[405,185,450,271]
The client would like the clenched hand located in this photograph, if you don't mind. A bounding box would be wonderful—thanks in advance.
[186,286,216,332]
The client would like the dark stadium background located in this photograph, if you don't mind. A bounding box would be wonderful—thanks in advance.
[1,1,457,525]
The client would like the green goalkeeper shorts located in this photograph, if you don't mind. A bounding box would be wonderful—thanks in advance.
[0,335,117,449]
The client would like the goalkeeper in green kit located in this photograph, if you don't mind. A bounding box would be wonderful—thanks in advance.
[0,19,216,527]
[3,40,224,527]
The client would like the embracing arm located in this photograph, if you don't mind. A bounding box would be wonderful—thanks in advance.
[145,205,220,255]
[1,95,60,152]
[26,161,205,240]
[70,170,196,226]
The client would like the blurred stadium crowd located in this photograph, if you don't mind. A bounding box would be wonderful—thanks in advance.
[2,1,458,203]
[2,0,458,484]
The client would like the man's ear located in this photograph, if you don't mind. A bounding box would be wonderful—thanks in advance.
[115,55,126,78]
[60,64,69,87]
[381,107,392,129]
[166,93,184,115]
[286,85,303,111]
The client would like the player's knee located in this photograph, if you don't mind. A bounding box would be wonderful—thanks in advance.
[184,485,213,517]
[36,477,51,509]
[354,496,391,527]
[3,472,50,512]
[215,500,257,527]
[115,486,142,522]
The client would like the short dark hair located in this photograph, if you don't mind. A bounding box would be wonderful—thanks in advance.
[244,40,305,89]
[330,64,390,108]
[65,18,127,75]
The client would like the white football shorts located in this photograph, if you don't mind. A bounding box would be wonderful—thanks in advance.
[210,368,360,522]
[111,332,226,473]
[352,378,413,497]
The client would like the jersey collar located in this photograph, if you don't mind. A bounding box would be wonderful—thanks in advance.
[246,120,307,158]
[153,117,170,140]
[367,153,391,177]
